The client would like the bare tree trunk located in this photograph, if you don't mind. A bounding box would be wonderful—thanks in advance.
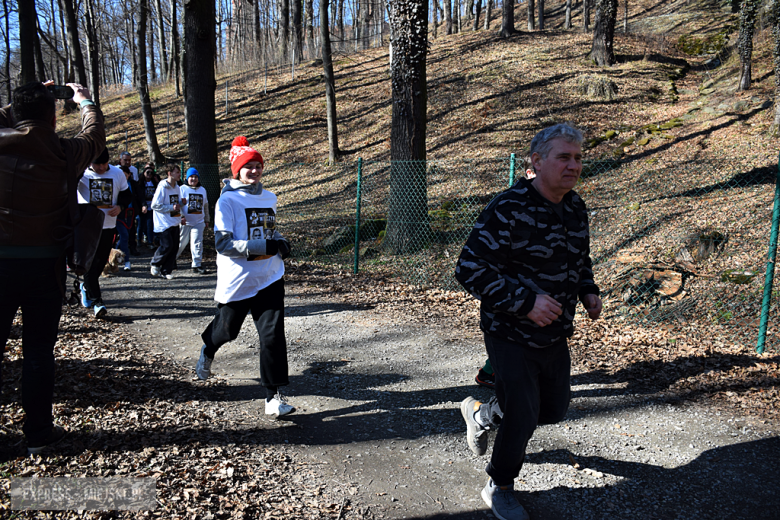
[445,0,452,34]
[148,8,157,82]
[388,0,428,254]
[171,0,181,95]
[137,0,165,164]
[465,0,473,23]
[538,0,544,30]
[738,0,760,91]
[34,17,48,81]
[623,0,627,32]
[484,0,490,30]
[590,0,617,66]
[501,0,516,36]
[155,0,168,78]
[338,0,345,41]
[292,0,303,61]
[432,0,438,38]
[321,0,340,162]
[770,0,780,133]
[18,0,37,83]
[280,0,290,60]
[305,0,314,50]
[473,0,481,30]
[2,0,9,100]
[84,0,100,106]
[583,0,591,31]
[527,0,535,30]
[362,0,371,49]
[60,0,87,84]
[454,0,460,33]
[565,0,572,28]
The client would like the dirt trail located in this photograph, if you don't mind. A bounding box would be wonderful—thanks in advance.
[99,251,780,519]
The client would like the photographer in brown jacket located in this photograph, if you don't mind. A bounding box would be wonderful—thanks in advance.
[0,81,105,455]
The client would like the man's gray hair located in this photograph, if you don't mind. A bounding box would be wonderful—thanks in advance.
[529,123,584,161]
[120,151,131,157]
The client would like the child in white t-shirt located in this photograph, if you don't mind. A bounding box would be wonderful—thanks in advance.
[177,168,210,274]
[195,136,294,418]
[150,163,182,279]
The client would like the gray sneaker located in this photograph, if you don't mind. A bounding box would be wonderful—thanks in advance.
[196,345,213,380]
[481,479,530,520]
[461,396,488,456]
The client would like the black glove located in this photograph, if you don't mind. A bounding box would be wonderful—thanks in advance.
[277,239,291,259]
[264,240,279,256]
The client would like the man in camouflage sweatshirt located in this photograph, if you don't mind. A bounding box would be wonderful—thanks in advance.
[455,124,602,520]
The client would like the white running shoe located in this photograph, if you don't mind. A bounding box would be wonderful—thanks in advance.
[123,261,131,271]
[265,393,296,417]
[164,273,174,280]
[196,345,213,380]
[150,265,161,277]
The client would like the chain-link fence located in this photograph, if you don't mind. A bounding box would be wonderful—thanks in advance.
[157,155,780,353]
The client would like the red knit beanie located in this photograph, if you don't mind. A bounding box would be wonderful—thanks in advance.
[229,136,264,178]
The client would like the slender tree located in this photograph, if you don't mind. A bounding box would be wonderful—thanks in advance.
[565,0,572,29]
[170,0,181,95]
[445,0,452,34]
[583,0,591,31]
[34,16,48,81]
[738,0,760,91]
[137,0,165,164]
[155,0,168,78]
[538,0,544,30]
[280,0,290,60]
[84,0,100,105]
[590,0,617,66]
[770,0,780,133]
[321,0,340,162]
[473,0,481,30]
[483,0,490,30]
[292,0,303,61]
[60,0,88,84]
[501,0,515,36]
[527,0,535,30]
[388,0,428,254]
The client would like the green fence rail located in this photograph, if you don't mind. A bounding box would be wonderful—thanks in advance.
[158,155,780,353]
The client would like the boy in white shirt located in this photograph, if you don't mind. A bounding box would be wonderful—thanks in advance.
[76,147,131,317]
[195,136,294,418]
[150,163,182,279]
[177,167,210,274]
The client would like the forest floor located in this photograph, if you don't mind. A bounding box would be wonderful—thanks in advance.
[3,0,780,517]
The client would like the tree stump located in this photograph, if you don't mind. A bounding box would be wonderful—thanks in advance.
[577,75,619,100]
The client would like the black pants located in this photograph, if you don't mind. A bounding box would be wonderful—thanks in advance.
[0,257,64,443]
[83,227,116,303]
[481,334,571,486]
[151,226,179,275]
[201,278,288,389]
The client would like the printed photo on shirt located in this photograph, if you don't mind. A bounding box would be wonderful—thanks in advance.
[246,208,276,261]
[89,178,113,209]
[170,194,180,217]
[145,183,155,201]
[187,193,204,214]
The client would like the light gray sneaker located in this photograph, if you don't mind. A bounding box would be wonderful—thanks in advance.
[150,265,161,277]
[265,393,296,417]
[196,345,213,380]
[481,479,530,520]
[461,396,488,456]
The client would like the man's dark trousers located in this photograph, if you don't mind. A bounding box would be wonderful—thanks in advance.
[482,334,571,486]
[83,228,116,303]
[0,257,64,443]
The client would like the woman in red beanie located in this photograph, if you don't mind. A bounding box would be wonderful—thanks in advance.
[195,136,294,417]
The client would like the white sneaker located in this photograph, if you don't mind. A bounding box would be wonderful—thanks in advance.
[150,265,161,277]
[265,393,296,417]
[123,261,131,271]
[196,345,213,380]
[164,273,174,280]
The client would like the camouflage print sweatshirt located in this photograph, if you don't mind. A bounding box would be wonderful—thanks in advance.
[455,177,599,348]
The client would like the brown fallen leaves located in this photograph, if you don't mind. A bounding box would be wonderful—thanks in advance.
[0,307,370,519]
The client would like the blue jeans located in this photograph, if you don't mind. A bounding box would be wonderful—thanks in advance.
[0,257,64,443]
[138,212,155,244]
[116,224,130,259]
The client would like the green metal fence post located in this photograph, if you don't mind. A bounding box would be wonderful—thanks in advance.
[757,153,780,354]
[354,158,363,274]
[509,153,516,187]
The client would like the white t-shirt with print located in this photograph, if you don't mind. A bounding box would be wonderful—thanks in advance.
[214,188,284,304]
[77,164,129,229]
[180,185,209,226]
[151,181,182,232]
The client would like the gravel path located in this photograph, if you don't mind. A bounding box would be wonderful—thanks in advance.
[98,250,780,520]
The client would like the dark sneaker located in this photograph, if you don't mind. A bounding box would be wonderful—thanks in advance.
[475,369,495,389]
[481,479,530,520]
[461,396,488,456]
[27,425,67,455]
[192,266,208,275]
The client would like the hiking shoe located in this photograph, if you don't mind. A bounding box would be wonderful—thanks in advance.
[164,273,174,280]
[93,302,107,319]
[476,368,496,390]
[196,345,213,380]
[481,479,529,520]
[461,396,488,456]
[265,393,296,417]
[123,261,131,271]
[79,283,93,308]
[150,265,161,277]
[193,266,207,274]
[27,425,67,455]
